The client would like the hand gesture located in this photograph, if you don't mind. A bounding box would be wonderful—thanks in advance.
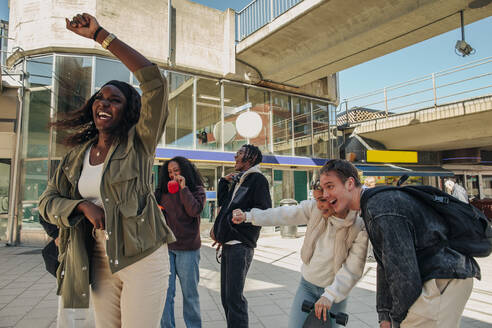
[314,296,332,322]
[77,201,105,230]
[65,13,100,40]
[224,173,236,182]
[175,174,186,189]
[210,227,217,241]
[380,321,391,328]
[232,209,246,224]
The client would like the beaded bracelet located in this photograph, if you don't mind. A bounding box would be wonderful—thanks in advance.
[92,26,103,41]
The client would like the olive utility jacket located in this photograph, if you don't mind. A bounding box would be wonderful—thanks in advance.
[38,64,176,309]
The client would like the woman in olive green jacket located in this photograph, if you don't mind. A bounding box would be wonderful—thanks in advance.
[38,13,175,328]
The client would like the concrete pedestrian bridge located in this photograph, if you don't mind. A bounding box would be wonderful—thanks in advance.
[351,94,492,151]
[236,0,492,87]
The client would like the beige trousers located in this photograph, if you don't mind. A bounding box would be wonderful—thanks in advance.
[91,230,169,328]
[401,278,473,328]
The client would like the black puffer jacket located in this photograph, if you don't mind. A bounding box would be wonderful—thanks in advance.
[213,165,271,248]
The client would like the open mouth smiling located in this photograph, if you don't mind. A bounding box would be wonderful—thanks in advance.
[97,111,112,120]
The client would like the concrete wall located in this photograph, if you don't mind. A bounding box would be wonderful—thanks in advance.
[0,87,17,121]
[0,87,18,158]
[7,0,337,101]
[0,133,15,158]
[8,0,236,77]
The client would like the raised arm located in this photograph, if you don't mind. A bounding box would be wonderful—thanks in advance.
[66,13,151,72]
[66,14,168,154]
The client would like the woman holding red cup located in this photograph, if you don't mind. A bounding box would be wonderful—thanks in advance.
[155,156,206,328]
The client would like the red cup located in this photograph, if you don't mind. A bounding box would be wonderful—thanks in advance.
[168,180,180,194]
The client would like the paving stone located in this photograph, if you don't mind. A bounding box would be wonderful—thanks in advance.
[258,314,288,327]
[0,305,32,317]
[2,238,492,328]
[13,316,53,328]
[0,314,23,327]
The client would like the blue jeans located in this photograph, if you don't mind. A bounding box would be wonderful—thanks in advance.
[161,249,201,328]
[220,243,254,328]
[288,277,348,328]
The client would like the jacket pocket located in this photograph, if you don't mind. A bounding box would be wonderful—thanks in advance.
[120,195,157,257]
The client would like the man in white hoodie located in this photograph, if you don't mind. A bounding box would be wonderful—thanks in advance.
[232,179,368,328]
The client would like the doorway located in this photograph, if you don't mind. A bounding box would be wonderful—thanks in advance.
[0,159,11,241]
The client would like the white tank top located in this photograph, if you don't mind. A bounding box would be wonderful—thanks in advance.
[78,146,104,207]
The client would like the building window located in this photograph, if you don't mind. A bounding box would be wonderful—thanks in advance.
[95,57,131,89]
[166,72,194,149]
[272,92,292,155]
[293,97,312,157]
[312,101,330,158]
[482,175,492,198]
[53,55,93,157]
[0,160,10,239]
[196,78,221,150]
[248,88,271,154]
[223,83,247,151]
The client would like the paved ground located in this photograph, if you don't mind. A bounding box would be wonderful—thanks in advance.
[1,232,492,328]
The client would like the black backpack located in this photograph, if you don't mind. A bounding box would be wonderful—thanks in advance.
[360,176,492,258]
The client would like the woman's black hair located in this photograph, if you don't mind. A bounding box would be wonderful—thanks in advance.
[51,80,141,146]
[157,156,204,194]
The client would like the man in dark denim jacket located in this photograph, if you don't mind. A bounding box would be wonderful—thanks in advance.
[319,159,480,328]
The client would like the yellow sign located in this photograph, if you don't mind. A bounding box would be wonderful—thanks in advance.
[367,150,418,163]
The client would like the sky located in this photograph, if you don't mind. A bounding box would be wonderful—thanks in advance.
[1,0,490,106]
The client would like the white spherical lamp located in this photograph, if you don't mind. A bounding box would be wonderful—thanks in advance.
[235,111,262,139]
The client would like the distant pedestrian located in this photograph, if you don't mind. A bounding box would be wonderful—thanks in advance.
[363,176,376,189]
[445,179,469,203]
[156,157,206,328]
[39,13,175,328]
[210,144,271,328]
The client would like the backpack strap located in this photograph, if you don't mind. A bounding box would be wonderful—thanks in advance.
[360,186,397,216]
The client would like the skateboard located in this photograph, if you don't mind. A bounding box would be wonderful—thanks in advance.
[302,300,349,328]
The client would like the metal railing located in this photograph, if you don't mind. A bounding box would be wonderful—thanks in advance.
[337,56,492,125]
[236,0,303,41]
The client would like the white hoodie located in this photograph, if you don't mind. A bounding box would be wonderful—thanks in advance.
[246,200,368,303]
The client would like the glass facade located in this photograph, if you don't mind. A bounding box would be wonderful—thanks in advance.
[0,160,10,240]
[312,101,330,158]
[272,92,292,155]
[53,56,93,157]
[14,53,336,232]
[293,97,312,157]
[21,56,53,229]
[166,72,194,148]
[223,83,248,151]
[196,78,221,150]
[483,175,492,198]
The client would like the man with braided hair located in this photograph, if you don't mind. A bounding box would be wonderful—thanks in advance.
[211,144,271,328]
